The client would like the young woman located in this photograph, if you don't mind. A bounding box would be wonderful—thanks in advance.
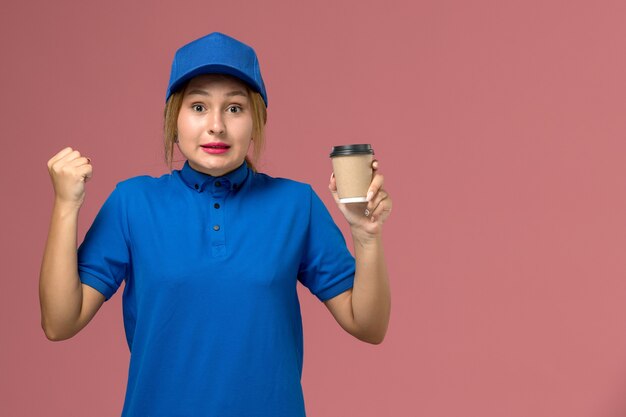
[40,32,392,417]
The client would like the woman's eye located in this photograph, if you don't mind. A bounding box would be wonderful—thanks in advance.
[192,104,204,112]
[228,106,242,113]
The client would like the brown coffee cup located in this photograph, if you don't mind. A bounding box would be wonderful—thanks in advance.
[329,144,374,203]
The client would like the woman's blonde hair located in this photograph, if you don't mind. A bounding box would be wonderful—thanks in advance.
[163,76,267,173]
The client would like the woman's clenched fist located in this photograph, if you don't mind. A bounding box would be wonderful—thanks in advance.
[47,147,93,207]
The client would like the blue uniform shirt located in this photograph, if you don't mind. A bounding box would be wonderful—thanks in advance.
[77,159,356,417]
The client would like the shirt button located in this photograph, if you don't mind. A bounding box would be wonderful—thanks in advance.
[194,184,199,190]
[215,181,221,187]
[213,225,220,231]
[214,203,220,209]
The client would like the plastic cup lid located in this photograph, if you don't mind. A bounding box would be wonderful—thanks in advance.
[329,144,374,157]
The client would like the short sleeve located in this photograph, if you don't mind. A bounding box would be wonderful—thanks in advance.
[298,185,355,302]
[77,183,131,302]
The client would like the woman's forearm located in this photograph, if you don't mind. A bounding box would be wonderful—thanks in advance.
[39,201,83,340]
[350,231,391,344]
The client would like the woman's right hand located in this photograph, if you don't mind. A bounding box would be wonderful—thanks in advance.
[47,147,93,208]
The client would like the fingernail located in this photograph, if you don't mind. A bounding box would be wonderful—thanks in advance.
[366,191,373,201]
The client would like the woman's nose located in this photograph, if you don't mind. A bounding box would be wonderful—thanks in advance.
[207,111,225,135]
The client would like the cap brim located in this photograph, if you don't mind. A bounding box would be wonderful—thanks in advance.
[167,64,263,103]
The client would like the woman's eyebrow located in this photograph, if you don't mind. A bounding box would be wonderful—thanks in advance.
[187,89,248,98]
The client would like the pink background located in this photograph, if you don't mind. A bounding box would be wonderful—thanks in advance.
[3,0,626,416]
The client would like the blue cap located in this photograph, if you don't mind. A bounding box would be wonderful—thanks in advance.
[165,32,268,108]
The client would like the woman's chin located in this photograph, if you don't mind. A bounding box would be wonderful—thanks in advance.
[189,157,242,177]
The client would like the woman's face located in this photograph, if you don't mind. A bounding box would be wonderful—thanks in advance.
[177,74,254,177]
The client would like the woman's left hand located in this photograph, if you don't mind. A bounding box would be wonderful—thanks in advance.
[329,159,392,238]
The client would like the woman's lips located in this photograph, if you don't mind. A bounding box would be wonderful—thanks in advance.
[200,142,230,154]
[201,146,229,154]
